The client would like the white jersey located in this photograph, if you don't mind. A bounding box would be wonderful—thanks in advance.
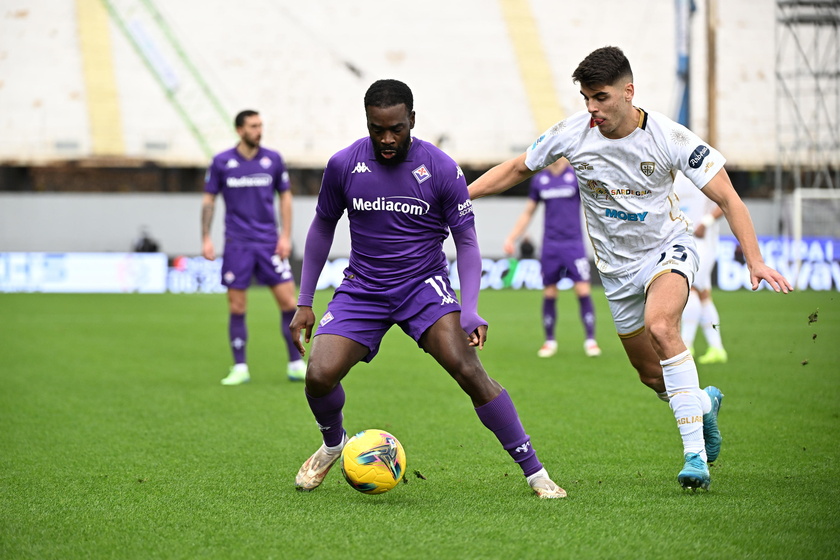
[525,109,726,277]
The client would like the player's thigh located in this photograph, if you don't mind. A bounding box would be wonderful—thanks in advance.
[307,333,370,395]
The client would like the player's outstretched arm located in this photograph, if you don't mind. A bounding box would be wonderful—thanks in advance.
[452,227,487,349]
[702,169,793,293]
[201,192,216,260]
[468,153,537,200]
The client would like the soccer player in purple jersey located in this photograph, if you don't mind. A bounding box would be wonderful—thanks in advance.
[503,158,601,359]
[201,110,305,385]
[290,79,565,498]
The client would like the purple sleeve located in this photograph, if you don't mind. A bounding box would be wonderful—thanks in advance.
[297,213,338,307]
[204,157,222,194]
[452,226,486,334]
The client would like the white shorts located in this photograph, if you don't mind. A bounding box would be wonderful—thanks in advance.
[601,234,699,337]
[692,232,718,292]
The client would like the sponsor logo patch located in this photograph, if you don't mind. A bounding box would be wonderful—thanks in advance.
[689,145,711,169]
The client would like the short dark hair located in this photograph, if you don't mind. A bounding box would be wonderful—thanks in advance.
[572,46,633,89]
[234,110,259,128]
[364,79,413,111]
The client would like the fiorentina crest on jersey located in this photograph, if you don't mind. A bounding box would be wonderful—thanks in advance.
[260,156,272,169]
[412,165,431,184]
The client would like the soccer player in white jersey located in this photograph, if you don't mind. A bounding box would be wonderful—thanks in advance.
[674,172,728,364]
[469,46,792,490]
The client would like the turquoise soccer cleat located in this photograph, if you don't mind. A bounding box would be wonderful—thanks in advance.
[678,452,710,490]
[703,386,724,463]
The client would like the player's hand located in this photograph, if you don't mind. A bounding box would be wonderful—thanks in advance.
[694,224,707,238]
[276,236,292,259]
[202,238,215,261]
[503,240,516,256]
[289,306,316,356]
[748,262,793,293]
[467,324,488,350]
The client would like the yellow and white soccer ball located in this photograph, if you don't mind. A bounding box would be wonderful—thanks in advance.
[340,429,406,494]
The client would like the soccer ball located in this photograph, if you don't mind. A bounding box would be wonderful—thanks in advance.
[340,429,406,494]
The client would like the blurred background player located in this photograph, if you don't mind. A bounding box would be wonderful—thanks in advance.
[503,157,600,358]
[674,172,728,364]
[201,110,305,385]
[290,79,565,498]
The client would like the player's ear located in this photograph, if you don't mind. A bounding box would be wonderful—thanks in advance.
[409,110,416,129]
[624,82,635,102]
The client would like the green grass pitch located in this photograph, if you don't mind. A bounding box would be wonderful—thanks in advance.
[1,288,838,559]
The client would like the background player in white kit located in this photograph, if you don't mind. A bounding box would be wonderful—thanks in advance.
[674,173,728,364]
[469,46,792,491]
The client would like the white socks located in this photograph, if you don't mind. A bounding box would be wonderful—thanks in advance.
[661,350,711,460]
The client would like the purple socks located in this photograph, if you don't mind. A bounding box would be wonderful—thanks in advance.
[281,309,303,361]
[229,313,247,364]
[475,389,543,477]
[306,384,346,447]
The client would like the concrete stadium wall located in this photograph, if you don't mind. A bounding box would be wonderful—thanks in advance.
[0,0,778,167]
[0,192,774,259]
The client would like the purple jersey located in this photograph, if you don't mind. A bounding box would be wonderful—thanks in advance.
[316,137,473,287]
[204,146,291,244]
[529,165,584,246]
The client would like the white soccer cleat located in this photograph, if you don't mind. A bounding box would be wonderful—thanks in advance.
[584,339,602,357]
[527,468,567,498]
[295,433,348,491]
[537,340,558,358]
[221,365,250,386]
[287,359,306,381]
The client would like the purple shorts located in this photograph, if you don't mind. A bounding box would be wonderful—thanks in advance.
[221,241,294,290]
[541,242,590,285]
[315,271,461,362]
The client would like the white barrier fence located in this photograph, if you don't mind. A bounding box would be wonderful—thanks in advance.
[2,237,838,293]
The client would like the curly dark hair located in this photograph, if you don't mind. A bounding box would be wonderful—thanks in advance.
[364,79,414,111]
[572,46,633,88]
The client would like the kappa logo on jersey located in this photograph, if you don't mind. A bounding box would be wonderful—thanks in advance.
[226,159,239,168]
[605,209,648,222]
[640,162,656,176]
[456,166,464,179]
[689,145,711,169]
[259,156,272,169]
[319,311,334,327]
[352,196,430,215]
[412,165,431,184]
[352,162,372,173]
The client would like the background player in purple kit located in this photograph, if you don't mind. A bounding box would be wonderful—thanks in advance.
[503,158,601,359]
[201,110,305,385]
[289,79,565,498]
